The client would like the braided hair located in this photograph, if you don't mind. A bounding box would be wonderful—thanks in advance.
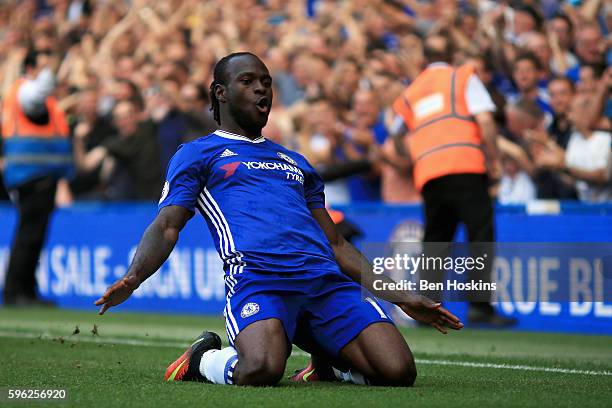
[209,52,261,125]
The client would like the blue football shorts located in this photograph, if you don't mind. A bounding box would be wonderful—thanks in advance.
[223,269,394,357]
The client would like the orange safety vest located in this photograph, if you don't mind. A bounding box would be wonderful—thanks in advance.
[392,64,486,192]
[2,78,72,188]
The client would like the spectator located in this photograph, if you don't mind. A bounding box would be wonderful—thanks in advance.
[576,63,604,95]
[274,52,310,107]
[340,89,388,202]
[73,99,162,200]
[2,49,72,307]
[502,99,546,146]
[145,76,188,172]
[179,82,218,141]
[574,64,611,131]
[509,52,552,115]
[524,32,554,79]
[466,53,507,127]
[297,99,349,204]
[69,87,116,199]
[498,99,559,199]
[566,22,606,83]
[512,4,543,42]
[326,58,362,111]
[498,156,536,204]
[523,77,579,199]
[535,95,611,203]
[547,77,575,149]
[546,13,578,75]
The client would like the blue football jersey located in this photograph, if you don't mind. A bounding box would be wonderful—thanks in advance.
[159,129,340,277]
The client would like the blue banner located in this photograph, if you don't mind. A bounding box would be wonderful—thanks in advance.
[0,202,610,334]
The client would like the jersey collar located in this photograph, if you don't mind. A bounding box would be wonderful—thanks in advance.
[215,130,265,143]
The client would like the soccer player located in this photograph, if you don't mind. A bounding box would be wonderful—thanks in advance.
[95,52,462,387]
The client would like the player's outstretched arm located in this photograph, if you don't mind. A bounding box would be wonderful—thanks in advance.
[311,208,463,333]
[95,205,193,315]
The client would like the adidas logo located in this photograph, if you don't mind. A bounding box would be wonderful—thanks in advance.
[220,149,238,158]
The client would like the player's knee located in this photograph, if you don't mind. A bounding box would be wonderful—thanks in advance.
[391,361,417,387]
[400,362,417,387]
[377,358,417,387]
[237,354,285,386]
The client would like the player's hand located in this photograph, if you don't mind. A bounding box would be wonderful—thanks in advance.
[94,275,140,315]
[396,295,464,334]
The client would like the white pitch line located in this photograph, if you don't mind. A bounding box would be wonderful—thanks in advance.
[415,359,612,377]
[1,330,610,377]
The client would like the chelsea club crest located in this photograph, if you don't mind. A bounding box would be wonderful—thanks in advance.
[241,302,260,318]
[277,152,297,166]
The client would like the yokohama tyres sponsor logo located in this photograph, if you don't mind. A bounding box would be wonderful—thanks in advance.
[219,160,304,183]
[242,161,303,176]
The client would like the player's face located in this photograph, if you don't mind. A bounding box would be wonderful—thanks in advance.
[225,55,273,131]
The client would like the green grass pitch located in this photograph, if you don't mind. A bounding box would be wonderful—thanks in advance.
[0,308,610,407]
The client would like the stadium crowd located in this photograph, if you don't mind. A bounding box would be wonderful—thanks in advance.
[0,0,610,204]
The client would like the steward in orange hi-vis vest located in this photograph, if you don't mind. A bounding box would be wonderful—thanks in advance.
[392,64,486,192]
[2,78,72,189]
